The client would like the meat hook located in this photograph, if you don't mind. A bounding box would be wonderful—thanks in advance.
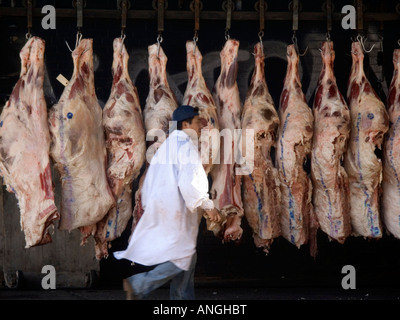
[75,30,83,48]
[156,33,163,56]
[25,28,32,41]
[193,30,199,53]
[120,31,126,55]
[258,30,264,56]
[379,35,383,52]
[356,34,375,54]
[325,31,331,42]
[225,28,231,41]
[65,40,73,53]
[292,32,308,57]
[66,30,84,53]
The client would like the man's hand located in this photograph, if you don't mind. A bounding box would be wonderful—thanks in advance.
[205,208,222,223]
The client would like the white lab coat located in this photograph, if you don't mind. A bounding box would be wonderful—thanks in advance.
[113,129,214,271]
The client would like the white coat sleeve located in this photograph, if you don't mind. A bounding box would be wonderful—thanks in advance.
[177,142,214,213]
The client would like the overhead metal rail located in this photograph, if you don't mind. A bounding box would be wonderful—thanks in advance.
[0,1,399,23]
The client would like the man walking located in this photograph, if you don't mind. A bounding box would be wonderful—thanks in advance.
[114,105,222,300]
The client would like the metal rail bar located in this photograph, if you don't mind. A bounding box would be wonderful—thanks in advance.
[0,7,399,22]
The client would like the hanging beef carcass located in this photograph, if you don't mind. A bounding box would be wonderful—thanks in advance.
[143,43,178,161]
[182,40,220,174]
[0,36,59,248]
[311,41,351,243]
[48,38,115,241]
[276,44,317,254]
[210,39,244,241]
[94,38,146,259]
[131,43,178,231]
[344,41,389,238]
[241,42,280,252]
[182,40,223,234]
[381,49,400,239]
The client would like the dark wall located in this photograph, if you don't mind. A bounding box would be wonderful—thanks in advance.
[1,0,400,289]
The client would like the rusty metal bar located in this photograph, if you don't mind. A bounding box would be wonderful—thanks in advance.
[225,0,233,33]
[326,0,332,33]
[121,0,128,31]
[292,0,299,32]
[0,7,399,22]
[157,0,165,33]
[356,0,364,33]
[76,0,83,30]
[26,0,32,33]
[259,0,265,33]
[379,0,385,31]
[194,0,200,33]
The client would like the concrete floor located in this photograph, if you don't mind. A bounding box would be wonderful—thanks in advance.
[1,283,399,300]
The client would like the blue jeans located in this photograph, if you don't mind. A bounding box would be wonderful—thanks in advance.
[127,253,197,300]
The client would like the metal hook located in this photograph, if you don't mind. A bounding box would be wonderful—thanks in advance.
[75,30,83,49]
[65,40,74,52]
[225,29,230,41]
[298,46,309,57]
[326,31,331,42]
[65,30,83,53]
[258,30,264,56]
[378,35,384,52]
[120,32,126,54]
[157,33,163,56]
[357,34,375,53]
[25,31,32,41]
[65,36,89,56]
[292,32,308,56]
[193,30,199,53]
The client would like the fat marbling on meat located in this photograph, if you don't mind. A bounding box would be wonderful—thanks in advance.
[311,41,351,243]
[94,38,146,259]
[0,36,59,248]
[344,41,389,238]
[48,38,115,241]
[382,48,400,239]
[241,42,281,252]
[210,39,244,241]
[276,44,317,255]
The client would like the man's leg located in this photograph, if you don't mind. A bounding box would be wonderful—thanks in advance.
[126,261,183,299]
[169,253,197,300]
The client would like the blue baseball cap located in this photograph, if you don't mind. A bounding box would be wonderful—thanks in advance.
[172,105,199,122]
